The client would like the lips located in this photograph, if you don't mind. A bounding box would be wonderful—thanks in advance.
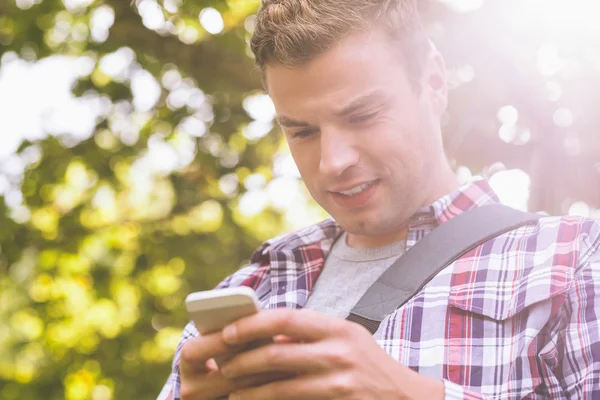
[330,179,380,209]
[335,180,378,196]
[330,179,379,195]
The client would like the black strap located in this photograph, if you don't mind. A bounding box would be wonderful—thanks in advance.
[346,204,541,334]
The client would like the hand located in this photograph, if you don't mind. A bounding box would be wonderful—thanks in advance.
[219,309,445,400]
[179,331,291,400]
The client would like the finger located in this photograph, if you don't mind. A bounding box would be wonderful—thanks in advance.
[221,343,331,378]
[206,358,219,372]
[234,371,295,388]
[273,335,298,344]
[223,308,340,345]
[180,369,292,400]
[181,369,228,399]
[230,374,336,400]
[180,334,234,375]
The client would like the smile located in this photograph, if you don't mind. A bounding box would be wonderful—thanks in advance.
[336,180,378,197]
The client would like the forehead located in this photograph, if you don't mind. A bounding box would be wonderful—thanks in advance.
[264,29,411,117]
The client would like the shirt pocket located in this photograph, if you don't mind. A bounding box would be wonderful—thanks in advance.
[447,263,575,321]
[444,263,575,398]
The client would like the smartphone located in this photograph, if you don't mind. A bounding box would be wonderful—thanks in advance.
[185,286,272,365]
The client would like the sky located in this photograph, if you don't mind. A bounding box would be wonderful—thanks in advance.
[0,54,99,159]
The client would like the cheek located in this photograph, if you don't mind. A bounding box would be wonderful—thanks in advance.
[368,126,425,176]
[289,144,320,181]
[368,121,413,157]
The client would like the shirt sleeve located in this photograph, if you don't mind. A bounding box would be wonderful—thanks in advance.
[156,262,269,400]
[552,245,600,398]
[157,321,199,400]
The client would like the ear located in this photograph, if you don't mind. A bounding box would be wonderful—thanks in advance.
[422,49,448,116]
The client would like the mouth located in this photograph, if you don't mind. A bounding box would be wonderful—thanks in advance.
[333,180,379,197]
[329,179,380,210]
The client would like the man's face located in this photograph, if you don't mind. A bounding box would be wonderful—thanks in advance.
[265,29,450,248]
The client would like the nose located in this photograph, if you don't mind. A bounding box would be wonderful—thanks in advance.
[318,127,359,177]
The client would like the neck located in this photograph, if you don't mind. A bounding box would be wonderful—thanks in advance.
[424,163,462,210]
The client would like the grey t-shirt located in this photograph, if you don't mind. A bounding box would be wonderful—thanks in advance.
[304,232,406,319]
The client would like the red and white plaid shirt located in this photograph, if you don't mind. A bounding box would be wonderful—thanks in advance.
[158,179,600,399]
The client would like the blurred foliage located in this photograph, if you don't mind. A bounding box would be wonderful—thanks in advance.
[0,0,599,399]
[0,0,319,398]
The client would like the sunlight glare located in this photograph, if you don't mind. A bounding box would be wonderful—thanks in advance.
[99,48,135,81]
[199,8,225,35]
[489,169,531,211]
[569,201,590,217]
[62,0,94,12]
[239,190,269,217]
[138,0,166,31]
[90,5,115,43]
[243,94,276,123]
[130,69,161,112]
[0,56,101,159]
[438,0,484,14]
[528,0,600,38]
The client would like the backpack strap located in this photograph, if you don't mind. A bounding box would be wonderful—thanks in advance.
[346,204,541,334]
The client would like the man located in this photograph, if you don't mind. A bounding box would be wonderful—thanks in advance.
[158,0,600,398]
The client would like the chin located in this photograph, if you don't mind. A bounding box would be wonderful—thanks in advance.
[335,214,378,235]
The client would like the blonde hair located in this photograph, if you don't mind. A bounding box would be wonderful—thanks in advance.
[250,0,431,86]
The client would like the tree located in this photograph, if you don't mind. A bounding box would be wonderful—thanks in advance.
[0,0,598,399]
[0,0,299,398]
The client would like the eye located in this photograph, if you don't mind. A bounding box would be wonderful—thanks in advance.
[349,112,378,124]
[292,128,318,138]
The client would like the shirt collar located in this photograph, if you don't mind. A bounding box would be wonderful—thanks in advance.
[409,178,501,230]
[254,178,502,262]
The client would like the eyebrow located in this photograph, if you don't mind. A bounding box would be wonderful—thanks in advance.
[276,90,388,128]
[335,90,388,118]
[277,116,311,128]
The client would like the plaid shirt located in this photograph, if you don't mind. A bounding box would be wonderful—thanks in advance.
[158,179,600,399]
